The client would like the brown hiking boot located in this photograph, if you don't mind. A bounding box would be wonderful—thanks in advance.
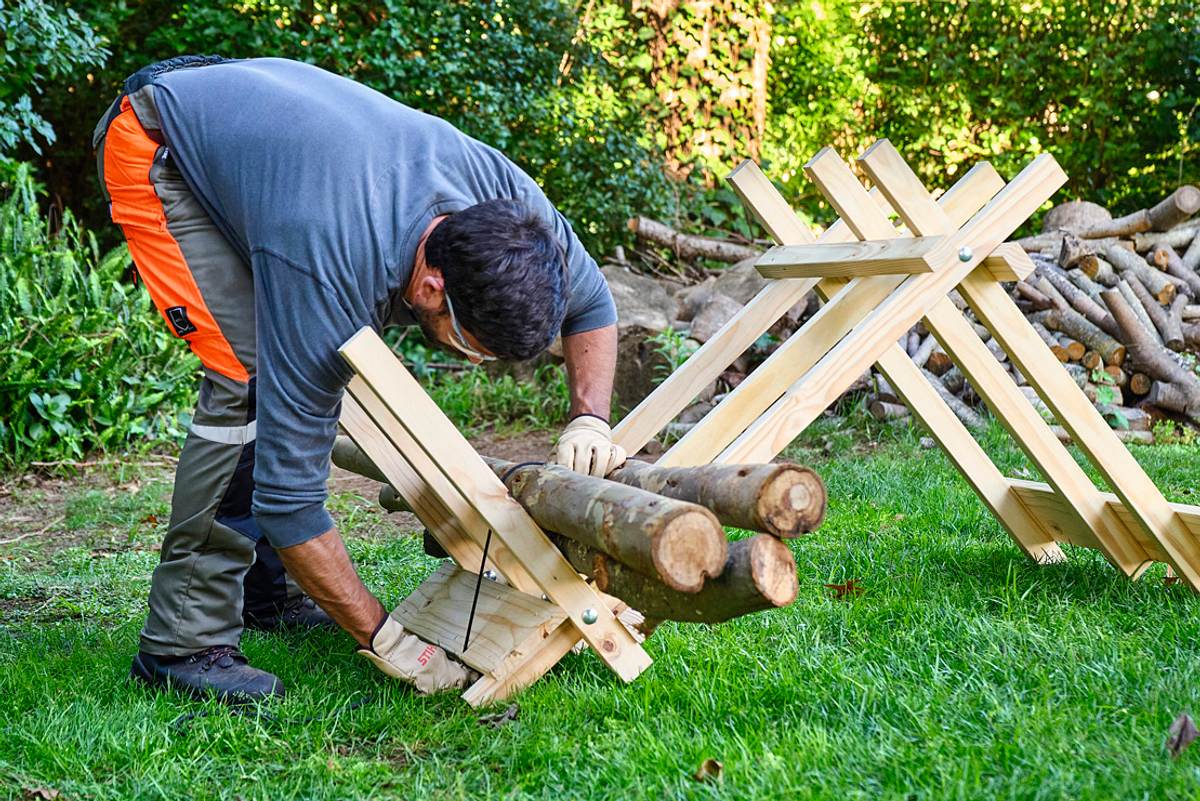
[130,646,284,703]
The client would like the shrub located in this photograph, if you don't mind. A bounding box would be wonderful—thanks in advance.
[0,161,198,468]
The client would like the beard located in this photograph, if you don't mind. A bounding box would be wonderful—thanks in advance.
[410,304,459,358]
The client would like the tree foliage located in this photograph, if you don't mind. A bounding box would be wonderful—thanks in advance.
[0,0,108,153]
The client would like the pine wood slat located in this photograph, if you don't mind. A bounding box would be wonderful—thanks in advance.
[339,328,652,681]
[662,156,1025,468]
[855,141,1151,574]
[1008,479,1200,562]
[392,563,568,676]
[342,382,530,590]
[755,236,942,279]
[715,153,1067,464]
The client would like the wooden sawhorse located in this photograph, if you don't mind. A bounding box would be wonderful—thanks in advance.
[337,330,651,706]
[613,140,1200,587]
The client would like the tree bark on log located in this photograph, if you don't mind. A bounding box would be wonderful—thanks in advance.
[1107,244,1179,303]
[869,399,911,421]
[1134,220,1200,252]
[1015,280,1053,310]
[605,459,827,539]
[1116,279,1164,346]
[1030,308,1126,365]
[1066,268,1106,303]
[1183,234,1200,273]
[554,533,799,624]
[628,217,761,264]
[1070,187,1200,237]
[1101,289,1200,422]
[1037,264,1119,337]
[1127,274,1184,351]
[489,459,728,593]
[1150,244,1200,297]
[922,367,985,430]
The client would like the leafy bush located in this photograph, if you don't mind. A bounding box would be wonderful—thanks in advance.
[0,161,198,467]
[768,1,1199,224]
[0,0,107,154]
[27,0,676,255]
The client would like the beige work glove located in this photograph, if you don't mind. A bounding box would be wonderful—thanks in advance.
[358,615,471,695]
[551,414,627,478]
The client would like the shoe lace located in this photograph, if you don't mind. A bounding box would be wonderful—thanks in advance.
[191,645,241,670]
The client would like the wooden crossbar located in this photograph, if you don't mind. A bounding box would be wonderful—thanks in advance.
[622,138,1199,591]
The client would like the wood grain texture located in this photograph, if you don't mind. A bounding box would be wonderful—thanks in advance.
[754,236,941,279]
[661,152,1015,468]
[717,153,1066,463]
[393,564,567,676]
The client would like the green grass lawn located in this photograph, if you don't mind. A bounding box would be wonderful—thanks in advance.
[2,421,1200,800]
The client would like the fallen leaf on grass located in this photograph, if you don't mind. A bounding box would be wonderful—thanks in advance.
[693,758,723,783]
[478,704,519,728]
[824,579,864,600]
[1167,712,1198,758]
[139,513,159,525]
[24,788,60,800]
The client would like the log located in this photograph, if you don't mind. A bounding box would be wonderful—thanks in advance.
[1115,279,1163,346]
[1183,234,1200,273]
[922,367,985,430]
[1104,365,1129,389]
[554,533,798,624]
[1066,268,1106,303]
[1058,335,1086,362]
[869,399,911,421]
[941,366,966,394]
[1147,381,1200,422]
[1151,244,1200,296]
[1096,404,1151,431]
[1031,321,1069,361]
[1107,244,1179,303]
[1185,322,1200,350]
[1129,372,1153,395]
[1073,187,1200,237]
[1101,289,1200,421]
[490,459,728,593]
[1127,274,1184,351]
[1049,425,1154,445]
[1058,232,1101,273]
[1080,350,1102,371]
[1184,305,1200,321]
[1037,264,1119,337]
[1080,256,1117,286]
[606,459,827,538]
[924,345,954,376]
[332,435,390,484]
[910,334,938,369]
[1015,280,1054,310]
[1167,295,1187,352]
[628,217,761,264]
[1030,308,1126,366]
[1032,275,1071,311]
[1134,220,1200,252]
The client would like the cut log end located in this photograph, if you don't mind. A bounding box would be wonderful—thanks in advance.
[652,510,729,593]
[746,534,800,609]
[758,466,827,537]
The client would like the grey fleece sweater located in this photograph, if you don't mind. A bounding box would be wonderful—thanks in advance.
[149,57,616,547]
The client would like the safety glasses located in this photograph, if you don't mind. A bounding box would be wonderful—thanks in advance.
[445,294,496,363]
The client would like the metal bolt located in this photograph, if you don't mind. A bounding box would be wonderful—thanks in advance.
[581,608,598,625]
[483,569,497,581]
[958,246,973,262]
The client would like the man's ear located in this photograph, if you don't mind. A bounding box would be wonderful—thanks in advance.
[411,269,446,310]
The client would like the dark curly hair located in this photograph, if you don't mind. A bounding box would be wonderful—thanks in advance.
[423,199,568,361]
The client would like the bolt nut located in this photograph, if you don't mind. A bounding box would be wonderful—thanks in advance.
[958,246,973,262]
[483,569,497,581]
[581,608,599,625]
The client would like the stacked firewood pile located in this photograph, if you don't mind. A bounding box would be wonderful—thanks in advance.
[332,437,826,626]
[612,185,1200,444]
